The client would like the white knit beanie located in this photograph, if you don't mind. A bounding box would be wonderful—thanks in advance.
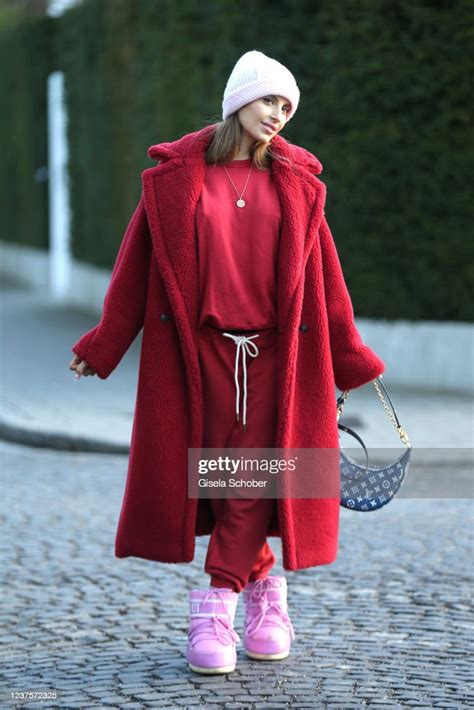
[222,50,300,123]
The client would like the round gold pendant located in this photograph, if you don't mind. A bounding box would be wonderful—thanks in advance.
[236,199,246,208]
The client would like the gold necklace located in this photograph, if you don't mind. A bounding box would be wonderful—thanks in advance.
[223,163,253,208]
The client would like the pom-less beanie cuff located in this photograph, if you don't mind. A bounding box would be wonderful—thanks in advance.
[222,49,300,123]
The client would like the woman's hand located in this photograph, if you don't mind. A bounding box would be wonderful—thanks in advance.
[69,354,97,379]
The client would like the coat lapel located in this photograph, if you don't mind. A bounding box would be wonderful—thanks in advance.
[142,152,204,341]
[270,155,326,334]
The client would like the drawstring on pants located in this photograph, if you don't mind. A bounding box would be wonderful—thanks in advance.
[222,332,260,431]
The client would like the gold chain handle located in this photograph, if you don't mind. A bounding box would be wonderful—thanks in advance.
[372,379,411,447]
[337,379,411,448]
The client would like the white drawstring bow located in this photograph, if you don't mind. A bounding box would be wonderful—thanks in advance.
[222,333,260,431]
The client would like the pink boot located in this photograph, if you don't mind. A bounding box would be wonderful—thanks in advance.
[243,576,295,660]
[186,587,240,674]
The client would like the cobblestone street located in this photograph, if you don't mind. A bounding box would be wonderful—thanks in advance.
[1,440,472,708]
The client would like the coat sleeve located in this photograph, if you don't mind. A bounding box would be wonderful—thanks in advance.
[319,213,385,391]
[71,192,152,379]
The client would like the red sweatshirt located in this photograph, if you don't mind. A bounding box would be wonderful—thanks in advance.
[195,157,282,330]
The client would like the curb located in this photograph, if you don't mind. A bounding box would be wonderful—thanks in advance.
[0,413,363,456]
[0,418,130,455]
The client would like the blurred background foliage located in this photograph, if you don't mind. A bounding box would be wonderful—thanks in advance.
[0,0,472,321]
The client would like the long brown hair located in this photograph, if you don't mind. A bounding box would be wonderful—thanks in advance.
[204,113,294,171]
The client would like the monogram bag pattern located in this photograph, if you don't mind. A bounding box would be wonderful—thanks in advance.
[337,377,412,512]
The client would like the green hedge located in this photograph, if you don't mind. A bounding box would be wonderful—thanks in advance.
[0,16,51,249]
[1,0,472,321]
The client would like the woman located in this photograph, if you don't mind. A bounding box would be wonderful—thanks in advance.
[69,50,385,674]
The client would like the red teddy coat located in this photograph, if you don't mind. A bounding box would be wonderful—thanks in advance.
[72,124,385,571]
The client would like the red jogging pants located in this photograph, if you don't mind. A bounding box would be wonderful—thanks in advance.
[197,323,279,593]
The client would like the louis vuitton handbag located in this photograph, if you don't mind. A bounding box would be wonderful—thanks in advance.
[337,376,412,511]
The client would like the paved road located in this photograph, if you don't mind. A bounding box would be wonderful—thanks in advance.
[1,440,472,708]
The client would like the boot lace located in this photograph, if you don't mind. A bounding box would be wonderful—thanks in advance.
[189,588,240,647]
[245,578,295,640]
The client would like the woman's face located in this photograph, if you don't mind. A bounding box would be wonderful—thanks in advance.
[237,95,291,144]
